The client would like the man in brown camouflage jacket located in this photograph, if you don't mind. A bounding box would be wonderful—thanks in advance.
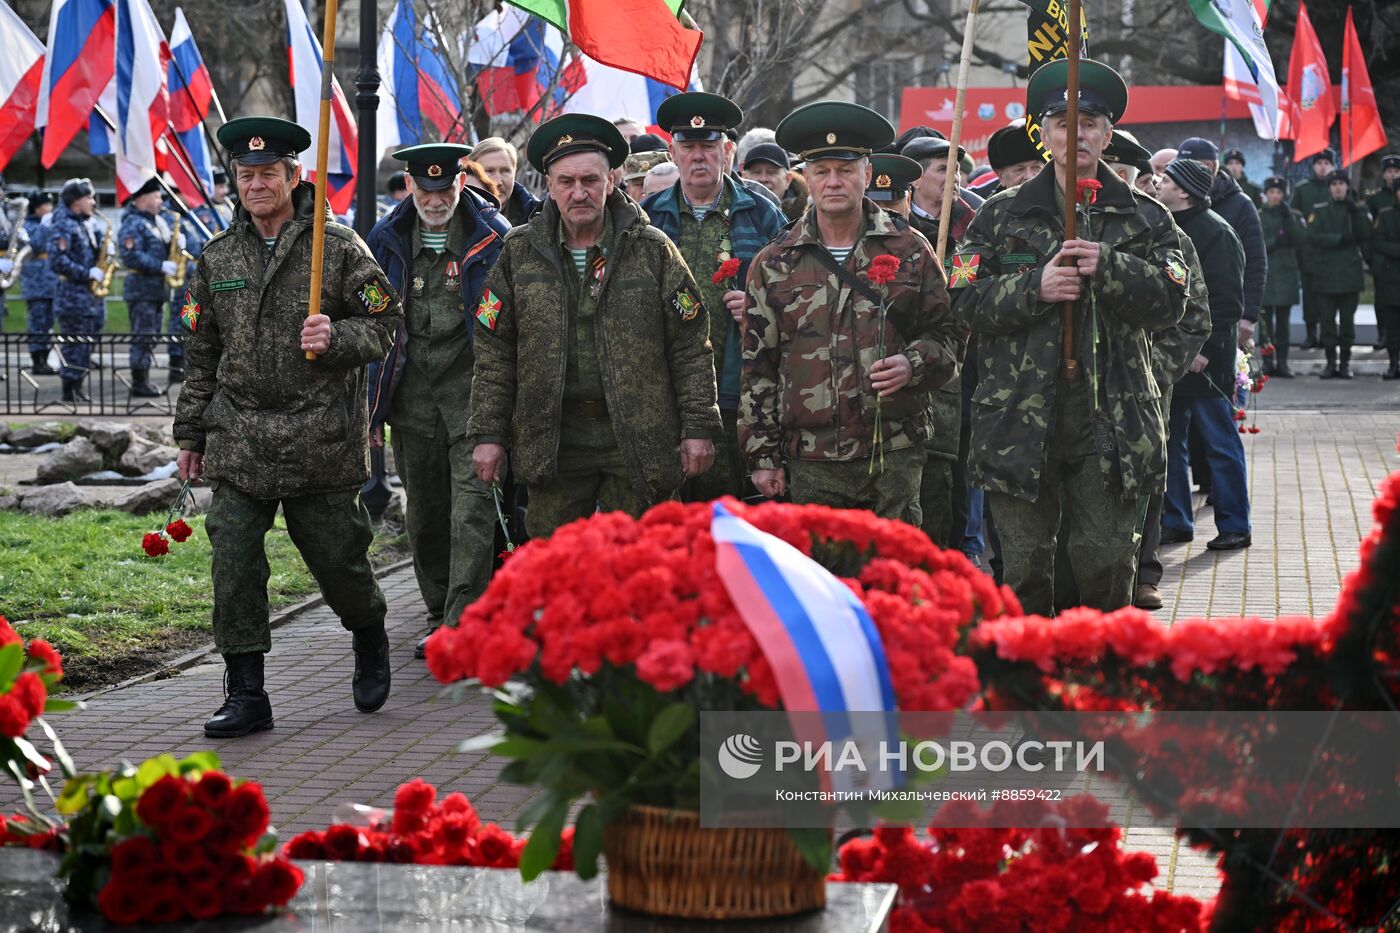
[741,102,962,522]
[950,62,1188,616]
[174,117,401,738]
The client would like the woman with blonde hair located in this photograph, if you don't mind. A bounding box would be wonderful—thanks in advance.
[469,137,540,225]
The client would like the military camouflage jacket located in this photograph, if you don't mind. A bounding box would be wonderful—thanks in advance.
[173,186,401,500]
[950,164,1188,503]
[1149,228,1211,391]
[467,191,722,504]
[741,201,961,469]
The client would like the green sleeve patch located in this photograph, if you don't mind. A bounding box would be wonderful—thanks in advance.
[669,284,703,322]
[476,289,502,330]
[357,277,392,314]
[179,290,201,332]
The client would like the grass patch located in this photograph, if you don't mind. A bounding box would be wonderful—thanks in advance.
[0,508,411,692]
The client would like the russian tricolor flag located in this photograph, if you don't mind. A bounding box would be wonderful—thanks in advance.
[284,0,356,215]
[712,503,901,794]
[165,8,214,209]
[113,0,169,200]
[37,0,115,168]
[376,0,463,155]
[0,1,45,172]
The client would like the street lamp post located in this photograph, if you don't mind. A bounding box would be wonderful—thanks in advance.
[355,0,393,522]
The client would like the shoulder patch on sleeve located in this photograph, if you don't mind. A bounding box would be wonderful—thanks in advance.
[475,289,502,330]
[1163,254,1189,293]
[948,252,980,288]
[179,290,202,332]
[357,277,393,314]
[669,283,703,322]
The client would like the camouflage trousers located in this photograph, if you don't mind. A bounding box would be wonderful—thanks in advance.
[990,456,1141,617]
[787,445,923,524]
[206,482,386,655]
[919,450,956,547]
[391,420,496,629]
[685,408,745,503]
[525,415,651,539]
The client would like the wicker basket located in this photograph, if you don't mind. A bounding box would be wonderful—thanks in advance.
[602,804,826,920]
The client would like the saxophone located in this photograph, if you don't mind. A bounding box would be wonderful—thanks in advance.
[90,224,119,298]
[0,197,31,290]
[164,215,193,289]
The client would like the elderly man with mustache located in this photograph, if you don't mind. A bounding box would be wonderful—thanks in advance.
[468,114,721,538]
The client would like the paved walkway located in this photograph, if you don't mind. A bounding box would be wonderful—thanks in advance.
[6,407,1399,905]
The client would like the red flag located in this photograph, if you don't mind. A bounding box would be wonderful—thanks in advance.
[1285,1,1336,161]
[1341,6,1386,167]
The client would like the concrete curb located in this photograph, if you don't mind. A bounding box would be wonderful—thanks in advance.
[78,557,416,701]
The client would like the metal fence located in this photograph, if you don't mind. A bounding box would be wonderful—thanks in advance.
[1,333,184,417]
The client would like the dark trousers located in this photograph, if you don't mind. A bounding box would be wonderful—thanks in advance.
[1317,292,1359,352]
[1165,394,1250,537]
[26,298,54,353]
[1378,304,1400,354]
[205,483,387,655]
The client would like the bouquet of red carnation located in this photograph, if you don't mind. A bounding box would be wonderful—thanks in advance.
[56,752,303,925]
[141,480,196,558]
[832,796,1207,931]
[0,812,64,850]
[425,499,1018,880]
[284,779,576,873]
[0,614,78,833]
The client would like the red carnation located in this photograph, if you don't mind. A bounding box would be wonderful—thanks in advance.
[27,639,62,678]
[194,771,234,810]
[252,858,305,906]
[224,781,271,845]
[166,519,194,542]
[866,254,901,286]
[10,672,45,719]
[392,778,437,835]
[0,694,30,738]
[323,824,362,861]
[1076,178,1103,204]
[711,257,742,285]
[167,803,216,843]
[136,775,190,828]
[634,639,696,693]
[284,830,326,860]
[0,617,18,647]
[471,823,520,868]
[98,880,148,925]
[110,836,158,879]
[141,532,170,557]
[183,882,224,920]
[1247,425,1262,434]
[1233,408,1247,421]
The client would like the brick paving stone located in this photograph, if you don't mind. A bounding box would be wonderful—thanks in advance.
[4,409,1396,908]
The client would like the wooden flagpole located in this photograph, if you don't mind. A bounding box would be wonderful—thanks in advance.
[1059,0,1083,381]
[306,0,340,361]
[935,0,981,271]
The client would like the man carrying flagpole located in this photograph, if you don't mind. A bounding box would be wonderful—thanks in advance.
[174,117,402,737]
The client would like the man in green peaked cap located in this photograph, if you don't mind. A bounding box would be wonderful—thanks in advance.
[470,113,721,537]
[642,91,785,505]
[741,101,962,522]
[176,115,403,737]
[365,143,511,658]
[866,154,922,217]
[951,59,1189,617]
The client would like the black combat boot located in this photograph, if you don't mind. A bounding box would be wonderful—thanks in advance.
[30,352,55,376]
[204,653,274,738]
[60,378,91,402]
[1275,340,1294,378]
[1302,323,1319,350]
[130,368,161,397]
[1337,347,1353,379]
[1384,349,1400,380]
[1319,347,1337,379]
[352,624,391,713]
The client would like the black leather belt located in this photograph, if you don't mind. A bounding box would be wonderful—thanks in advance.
[563,398,609,420]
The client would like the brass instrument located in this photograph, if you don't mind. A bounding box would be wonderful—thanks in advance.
[90,224,119,298]
[164,215,193,289]
[0,196,31,290]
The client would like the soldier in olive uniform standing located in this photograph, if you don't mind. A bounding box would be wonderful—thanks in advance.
[1307,170,1371,379]
[742,102,961,522]
[1222,148,1262,208]
[642,92,785,503]
[1373,179,1400,379]
[1366,155,1400,220]
[1291,148,1338,350]
[367,144,509,657]
[175,118,402,737]
[950,60,1188,616]
[470,115,721,537]
[1260,176,1306,377]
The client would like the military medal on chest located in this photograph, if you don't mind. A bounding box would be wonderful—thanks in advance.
[445,260,460,286]
[588,254,606,299]
[412,275,425,294]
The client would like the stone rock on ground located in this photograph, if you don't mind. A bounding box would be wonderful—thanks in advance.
[36,437,104,484]
[6,422,66,448]
[19,482,92,517]
[0,495,18,511]
[117,435,180,476]
[107,478,184,516]
[131,424,175,446]
[74,421,136,459]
